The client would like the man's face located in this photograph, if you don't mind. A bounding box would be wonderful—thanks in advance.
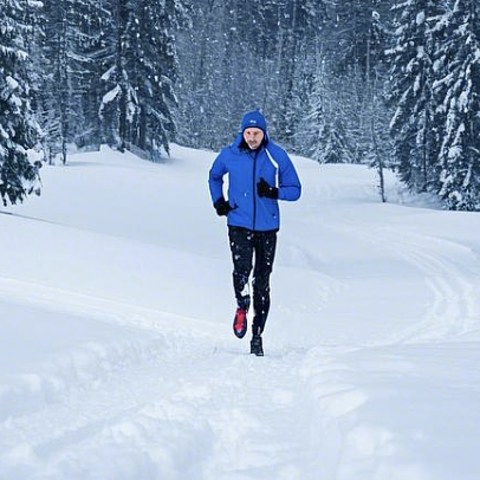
[243,127,264,150]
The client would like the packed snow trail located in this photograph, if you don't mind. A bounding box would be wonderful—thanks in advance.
[1,146,480,479]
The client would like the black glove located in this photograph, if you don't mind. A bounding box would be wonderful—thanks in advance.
[213,197,232,216]
[257,178,279,199]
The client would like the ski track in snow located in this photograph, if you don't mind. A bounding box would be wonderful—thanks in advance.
[309,167,480,344]
[335,223,480,344]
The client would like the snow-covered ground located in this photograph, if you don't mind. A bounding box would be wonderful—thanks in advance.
[1,145,479,480]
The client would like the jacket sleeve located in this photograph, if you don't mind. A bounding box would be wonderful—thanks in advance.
[278,151,301,202]
[208,150,227,203]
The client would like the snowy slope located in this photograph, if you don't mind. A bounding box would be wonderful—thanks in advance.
[1,145,479,480]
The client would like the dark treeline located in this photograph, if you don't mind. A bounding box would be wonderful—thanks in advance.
[1,0,479,210]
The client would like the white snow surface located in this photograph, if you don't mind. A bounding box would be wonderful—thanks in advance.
[1,145,480,480]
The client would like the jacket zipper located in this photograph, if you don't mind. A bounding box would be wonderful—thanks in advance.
[252,150,258,231]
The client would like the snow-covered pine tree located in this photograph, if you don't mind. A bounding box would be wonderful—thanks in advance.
[175,0,216,148]
[274,0,317,149]
[133,0,184,159]
[41,0,71,164]
[307,73,354,164]
[66,0,108,152]
[318,116,354,164]
[294,0,391,165]
[98,0,136,152]
[22,0,50,158]
[330,0,378,75]
[0,0,42,205]
[37,0,103,163]
[433,0,480,210]
[219,0,261,131]
[387,0,444,193]
[305,61,326,163]
[364,6,393,202]
[100,0,183,159]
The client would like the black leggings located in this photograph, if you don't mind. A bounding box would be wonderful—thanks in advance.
[228,226,277,335]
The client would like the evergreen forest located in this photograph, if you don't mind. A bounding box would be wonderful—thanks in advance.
[1,0,479,210]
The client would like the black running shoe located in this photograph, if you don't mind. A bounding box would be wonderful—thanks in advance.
[233,308,248,338]
[250,334,264,356]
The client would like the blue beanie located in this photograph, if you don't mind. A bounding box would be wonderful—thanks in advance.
[240,110,267,133]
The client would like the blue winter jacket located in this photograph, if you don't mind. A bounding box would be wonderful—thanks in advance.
[209,134,301,232]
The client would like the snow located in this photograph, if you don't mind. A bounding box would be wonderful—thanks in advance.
[102,85,121,105]
[101,66,116,82]
[416,11,425,26]
[1,145,480,479]
[6,75,19,91]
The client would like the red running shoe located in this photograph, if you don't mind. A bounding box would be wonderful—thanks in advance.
[233,308,248,338]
